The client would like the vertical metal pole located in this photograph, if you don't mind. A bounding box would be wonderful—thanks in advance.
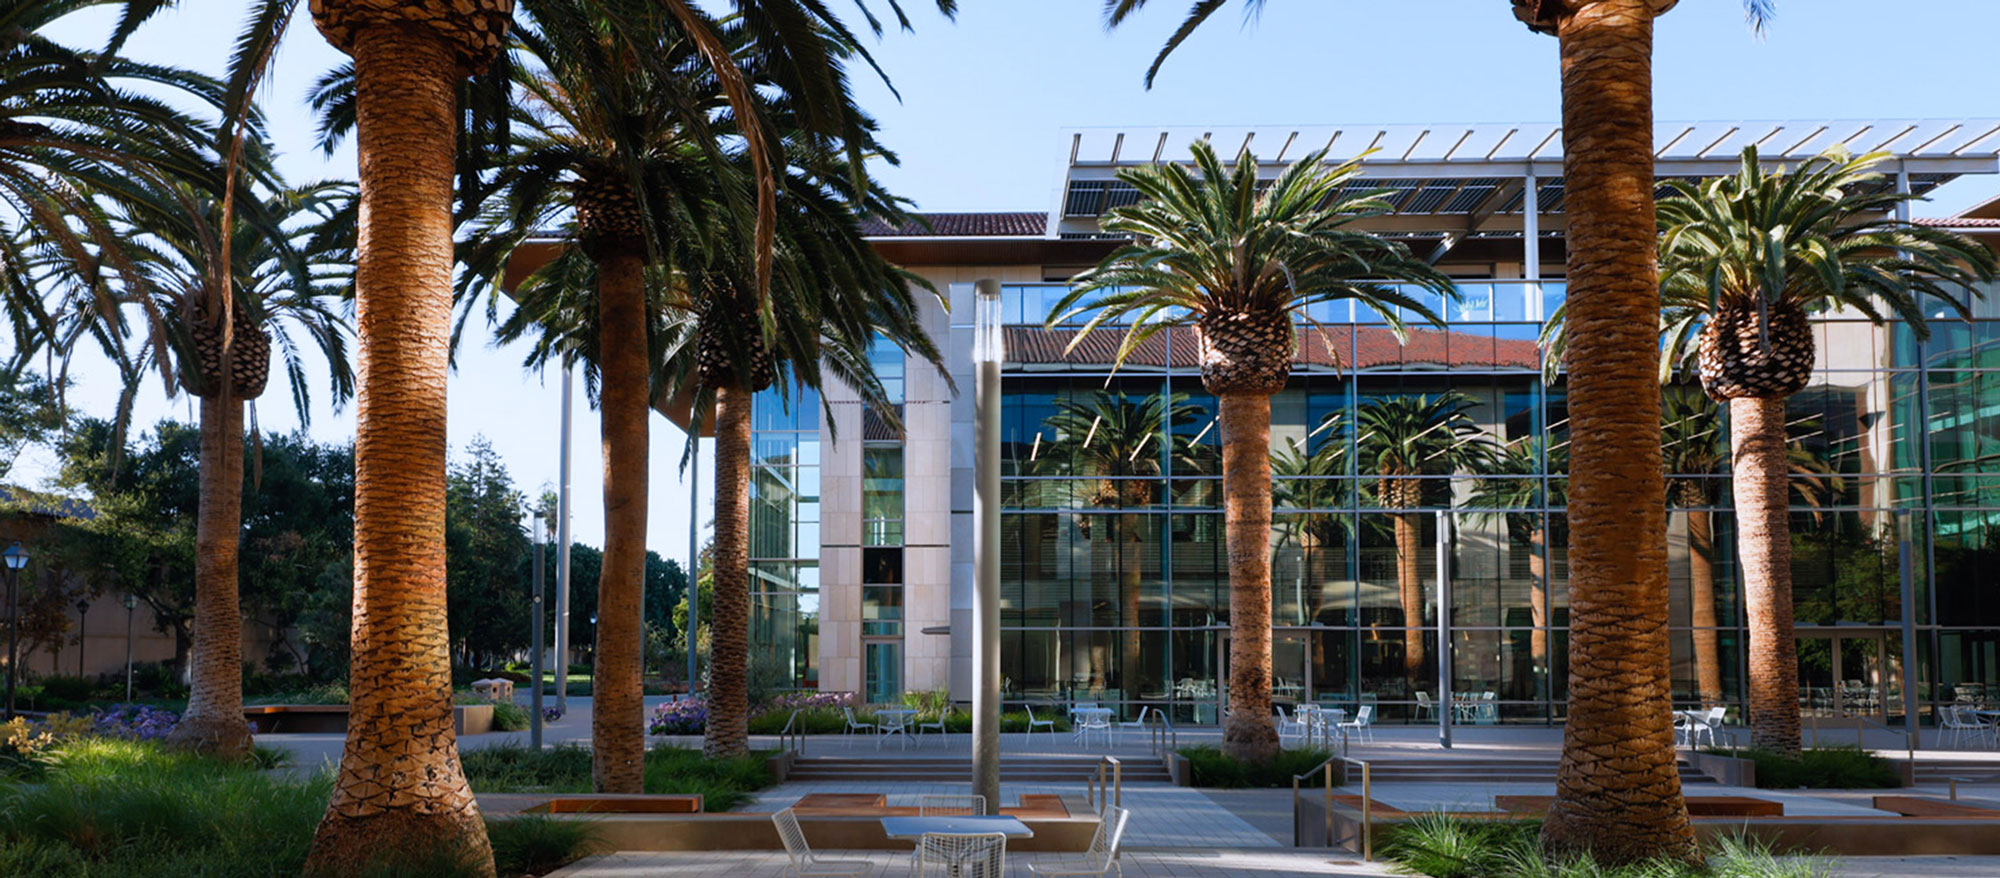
[4,568,17,720]
[687,440,700,692]
[555,366,574,714]
[532,514,546,749]
[1437,510,1452,748]
[1523,169,1542,296]
[75,603,86,677]
[1898,510,1921,753]
[124,598,136,703]
[972,279,1004,812]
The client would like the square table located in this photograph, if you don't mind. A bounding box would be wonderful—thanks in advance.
[884,816,1032,878]
[874,709,917,749]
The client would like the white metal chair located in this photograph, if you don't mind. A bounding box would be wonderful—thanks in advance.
[919,795,987,817]
[1073,708,1112,748]
[1027,805,1129,877]
[1024,704,1055,736]
[1275,706,1306,744]
[844,707,876,737]
[774,807,874,877]
[913,832,1006,878]
[1942,704,1995,749]
[1116,705,1154,739]
[917,705,953,745]
[1413,691,1436,721]
[1339,705,1375,743]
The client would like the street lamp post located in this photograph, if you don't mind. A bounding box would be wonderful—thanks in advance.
[123,593,138,703]
[3,542,29,721]
[972,279,1003,812]
[75,599,90,678]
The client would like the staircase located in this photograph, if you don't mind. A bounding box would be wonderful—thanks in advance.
[1347,756,1715,785]
[787,755,1173,783]
[1910,758,2000,785]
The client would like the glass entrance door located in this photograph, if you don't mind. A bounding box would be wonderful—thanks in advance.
[1798,630,1901,720]
[864,640,902,706]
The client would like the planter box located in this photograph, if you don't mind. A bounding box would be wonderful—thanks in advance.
[1687,751,1757,787]
[246,703,497,736]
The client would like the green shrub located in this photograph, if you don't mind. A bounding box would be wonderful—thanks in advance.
[461,743,772,811]
[1381,816,1834,878]
[940,710,1072,734]
[35,675,97,705]
[747,707,847,735]
[1177,745,1333,788]
[1709,746,1899,789]
[246,681,349,706]
[488,814,603,876]
[490,701,531,732]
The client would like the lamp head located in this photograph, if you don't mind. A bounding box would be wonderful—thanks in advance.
[76,599,90,615]
[1,541,25,571]
[124,594,138,610]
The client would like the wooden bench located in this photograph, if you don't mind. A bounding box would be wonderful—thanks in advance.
[1496,795,1782,818]
[533,795,703,814]
[1870,796,2000,818]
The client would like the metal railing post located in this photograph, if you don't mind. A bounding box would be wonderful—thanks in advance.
[1324,760,1334,850]
[1361,761,1373,861]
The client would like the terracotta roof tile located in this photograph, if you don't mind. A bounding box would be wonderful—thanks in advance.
[861,212,1048,237]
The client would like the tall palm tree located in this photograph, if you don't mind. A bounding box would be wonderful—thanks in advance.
[1352,393,1498,679]
[111,178,355,761]
[1052,142,1453,763]
[1467,435,1567,690]
[298,0,513,871]
[1653,146,1993,752]
[1659,389,1726,707]
[1041,390,1200,700]
[1270,424,1350,679]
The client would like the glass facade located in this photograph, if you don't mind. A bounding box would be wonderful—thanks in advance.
[991,280,2000,724]
[749,386,820,689]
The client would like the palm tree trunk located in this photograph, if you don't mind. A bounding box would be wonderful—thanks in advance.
[1539,0,1696,864]
[306,21,491,876]
[703,383,753,758]
[593,246,648,793]
[1395,511,1425,680]
[1219,392,1278,763]
[1119,511,1143,706]
[1688,506,1724,706]
[1733,395,1800,752]
[165,394,254,760]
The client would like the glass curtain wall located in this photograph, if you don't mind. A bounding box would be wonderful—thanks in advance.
[749,386,821,690]
[995,279,2000,724]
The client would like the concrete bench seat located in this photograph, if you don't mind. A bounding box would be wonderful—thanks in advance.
[1871,796,2000,818]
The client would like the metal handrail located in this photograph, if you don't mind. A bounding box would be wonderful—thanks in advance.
[778,709,805,756]
[1146,711,1176,759]
[1087,755,1123,813]
[1805,710,1916,761]
[1290,754,1372,860]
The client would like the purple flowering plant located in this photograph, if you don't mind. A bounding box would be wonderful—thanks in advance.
[89,704,181,741]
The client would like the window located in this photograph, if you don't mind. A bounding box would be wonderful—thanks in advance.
[863,446,904,547]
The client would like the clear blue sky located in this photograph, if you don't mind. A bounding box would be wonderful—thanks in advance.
[22,0,2000,570]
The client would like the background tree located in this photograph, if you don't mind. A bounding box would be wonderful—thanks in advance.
[1352,393,1498,679]
[1653,146,1992,752]
[1659,389,1726,706]
[1041,390,1199,699]
[1467,434,1567,688]
[0,369,68,482]
[446,438,532,669]
[1053,141,1452,763]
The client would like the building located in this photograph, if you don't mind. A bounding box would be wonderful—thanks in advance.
[744,120,2000,724]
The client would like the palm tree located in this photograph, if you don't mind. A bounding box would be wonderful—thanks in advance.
[113,178,355,761]
[1041,390,1201,700]
[298,0,513,871]
[1653,146,1994,753]
[1352,393,1499,680]
[1270,424,1350,680]
[1467,435,1567,691]
[1659,389,1727,708]
[1052,142,1453,763]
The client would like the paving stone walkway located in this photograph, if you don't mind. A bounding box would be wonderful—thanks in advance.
[550,849,1394,877]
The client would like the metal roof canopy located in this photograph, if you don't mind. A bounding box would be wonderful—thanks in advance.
[1054,120,2000,227]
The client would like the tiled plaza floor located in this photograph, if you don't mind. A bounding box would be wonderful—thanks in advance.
[549,849,1394,877]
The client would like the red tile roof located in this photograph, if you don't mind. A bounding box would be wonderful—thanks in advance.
[1005,326,1541,371]
[861,212,1049,237]
[1916,217,2000,228]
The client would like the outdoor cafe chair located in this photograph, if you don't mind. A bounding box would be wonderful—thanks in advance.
[1026,805,1129,877]
[1413,691,1436,721]
[1275,706,1306,743]
[1116,705,1155,736]
[773,807,874,878]
[1339,705,1375,743]
[844,707,876,737]
[1024,704,1056,736]
[917,705,953,745]
[1942,704,1995,749]
[914,831,1007,878]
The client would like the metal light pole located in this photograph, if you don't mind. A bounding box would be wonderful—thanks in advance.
[123,593,137,703]
[1436,511,1453,749]
[555,365,574,714]
[75,599,90,677]
[686,441,700,693]
[531,513,547,749]
[972,279,1003,811]
[3,542,28,721]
